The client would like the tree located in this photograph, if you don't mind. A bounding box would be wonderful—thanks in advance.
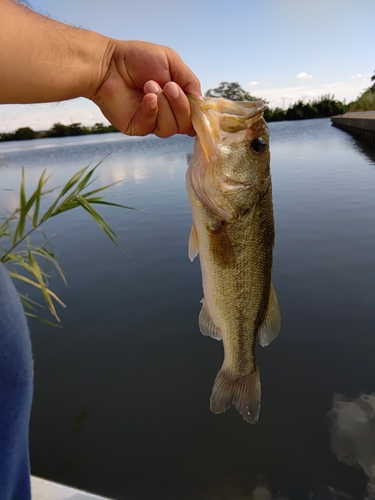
[370,70,375,93]
[312,94,346,117]
[46,122,69,137]
[264,107,285,122]
[68,122,88,135]
[0,127,37,141]
[12,127,37,140]
[91,122,117,134]
[92,122,106,133]
[205,81,261,101]
[348,74,375,111]
[45,122,88,137]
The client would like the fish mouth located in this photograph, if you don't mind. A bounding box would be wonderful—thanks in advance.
[187,96,265,222]
[188,96,264,158]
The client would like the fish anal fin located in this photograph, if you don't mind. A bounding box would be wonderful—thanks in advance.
[210,366,261,424]
[188,224,199,262]
[258,283,281,347]
[199,299,221,341]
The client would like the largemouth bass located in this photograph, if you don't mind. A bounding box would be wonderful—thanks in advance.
[186,96,281,423]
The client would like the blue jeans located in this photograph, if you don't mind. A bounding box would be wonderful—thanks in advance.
[0,263,33,500]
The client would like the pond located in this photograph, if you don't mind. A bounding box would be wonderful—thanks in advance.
[1,119,375,500]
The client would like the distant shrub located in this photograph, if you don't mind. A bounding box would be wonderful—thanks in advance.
[349,90,375,112]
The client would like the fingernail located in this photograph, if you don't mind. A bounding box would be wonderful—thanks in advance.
[144,81,160,94]
[165,82,179,99]
[150,97,157,110]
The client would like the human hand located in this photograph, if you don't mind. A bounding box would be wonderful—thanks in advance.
[90,40,201,138]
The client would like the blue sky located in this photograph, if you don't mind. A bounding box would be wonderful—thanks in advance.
[1,0,374,132]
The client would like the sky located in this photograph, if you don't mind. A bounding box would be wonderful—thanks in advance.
[1,0,374,132]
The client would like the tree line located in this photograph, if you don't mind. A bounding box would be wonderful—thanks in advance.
[205,81,349,121]
[205,79,375,121]
[2,75,374,142]
[0,122,117,142]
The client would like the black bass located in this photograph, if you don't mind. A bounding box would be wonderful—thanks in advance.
[186,96,281,423]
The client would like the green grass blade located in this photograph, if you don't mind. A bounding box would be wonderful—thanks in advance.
[84,199,135,210]
[24,312,61,327]
[13,168,27,245]
[32,170,48,227]
[3,155,133,324]
[27,250,58,319]
[82,184,119,198]
[24,169,47,216]
[76,167,99,193]
[59,166,89,197]
[7,271,66,307]
[75,194,118,244]
[39,167,88,223]
[18,293,42,310]
[30,247,67,284]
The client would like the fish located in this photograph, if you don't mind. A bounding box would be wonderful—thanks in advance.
[186,96,281,423]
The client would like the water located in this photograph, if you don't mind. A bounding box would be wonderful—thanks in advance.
[1,120,375,499]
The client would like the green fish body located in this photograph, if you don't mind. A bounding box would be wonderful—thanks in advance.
[187,96,281,423]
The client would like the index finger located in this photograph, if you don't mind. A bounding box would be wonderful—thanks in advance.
[164,82,195,136]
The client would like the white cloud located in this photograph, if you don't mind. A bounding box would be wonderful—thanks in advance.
[296,72,313,79]
[249,81,259,86]
[350,72,371,80]
[329,393,375,500]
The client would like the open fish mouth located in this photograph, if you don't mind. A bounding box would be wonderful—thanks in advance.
[188,95,265,158]
[188,95,264,119]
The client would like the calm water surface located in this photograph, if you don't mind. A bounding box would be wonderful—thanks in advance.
[1,120,375,499]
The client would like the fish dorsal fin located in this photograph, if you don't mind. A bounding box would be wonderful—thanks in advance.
[258,284,281,347]
[199,299,222,341]
[188,224,199,262]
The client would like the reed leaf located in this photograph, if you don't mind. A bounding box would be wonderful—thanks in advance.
[75,194,118,243]
[24,312,63,327]
[13,168,27,245]
[32,170,48,227]
[1,159,132,323]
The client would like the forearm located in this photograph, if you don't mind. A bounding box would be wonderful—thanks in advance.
[0,0,115,104]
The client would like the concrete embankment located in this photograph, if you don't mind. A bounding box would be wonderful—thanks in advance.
[331,111,375,143]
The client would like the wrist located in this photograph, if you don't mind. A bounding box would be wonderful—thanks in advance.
[79,34,117,101]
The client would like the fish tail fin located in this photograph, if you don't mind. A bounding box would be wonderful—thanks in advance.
[210,366,261,424]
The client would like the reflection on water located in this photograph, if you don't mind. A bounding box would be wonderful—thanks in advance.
[329,394,375,499]
[1,122,375,498]
[350,136,375,167]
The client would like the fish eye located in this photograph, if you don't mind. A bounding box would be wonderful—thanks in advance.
[251,137,267,153]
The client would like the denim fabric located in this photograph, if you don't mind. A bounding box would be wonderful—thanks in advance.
[0,263,33,500]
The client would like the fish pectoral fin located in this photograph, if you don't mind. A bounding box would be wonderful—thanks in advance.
[188,224,199,262]
[210,366,261,424]
[198,299,222,341]
[258,283,281,347]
